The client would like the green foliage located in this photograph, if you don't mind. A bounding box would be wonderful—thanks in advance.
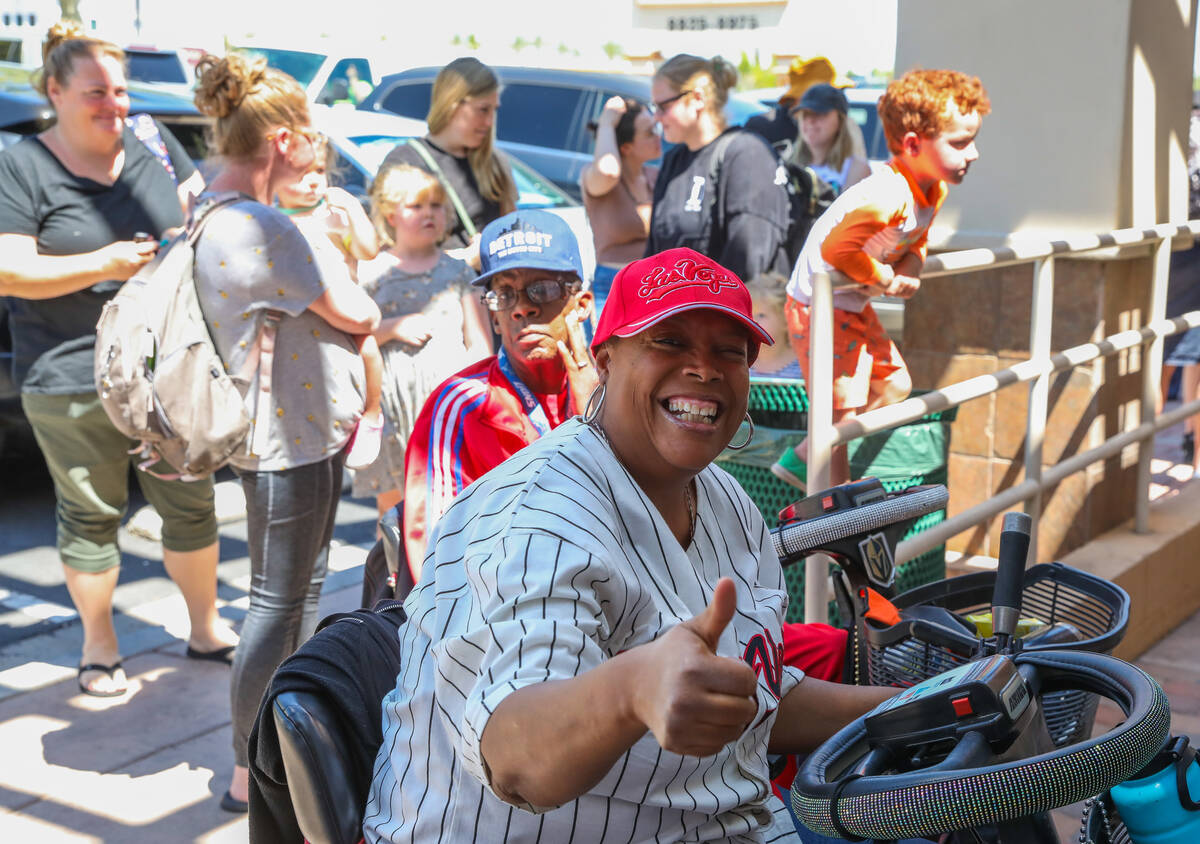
[602,41,622,60]
[736,51,776,91]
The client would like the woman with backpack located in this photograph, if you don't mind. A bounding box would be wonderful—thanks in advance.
[190,52,381,812]
[0,22,235,699]
[646,54,792,282]
[377,57,517,270]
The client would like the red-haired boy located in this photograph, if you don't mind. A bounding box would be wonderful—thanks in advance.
[772,69,990,489]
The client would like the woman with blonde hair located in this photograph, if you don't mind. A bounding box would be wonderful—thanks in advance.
[0,21,234,698]
[354,164,490,518]
[646,53,791,282]
[379,57,516,269]
[791,83,870,194]
[190,51,381,811]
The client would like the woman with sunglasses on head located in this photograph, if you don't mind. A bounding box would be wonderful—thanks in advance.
[646,54,792,283]
[365,247,896,843]
[379,57,517,270]
[581,96,662,311]
[191,52,382,812]
[0,21,234,700]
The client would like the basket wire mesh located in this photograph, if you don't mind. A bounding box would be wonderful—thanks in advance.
[864,564,1127,748]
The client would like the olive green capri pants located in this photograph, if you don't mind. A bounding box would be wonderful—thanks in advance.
[21,392,219,574]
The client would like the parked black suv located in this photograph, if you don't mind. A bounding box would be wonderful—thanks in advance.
[359,66,766,200]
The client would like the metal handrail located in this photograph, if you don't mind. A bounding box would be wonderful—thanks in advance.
[803,221,1200,624]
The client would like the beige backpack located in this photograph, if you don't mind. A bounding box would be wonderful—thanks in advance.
[94,193,278,479]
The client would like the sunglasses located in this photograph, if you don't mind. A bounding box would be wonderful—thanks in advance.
[482,278,579,312]
[652,89,693,113]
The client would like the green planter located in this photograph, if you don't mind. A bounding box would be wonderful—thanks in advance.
[718,379,956,623]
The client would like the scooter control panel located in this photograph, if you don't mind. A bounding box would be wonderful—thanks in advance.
[778,478,887,524]
[864,654,1031,752]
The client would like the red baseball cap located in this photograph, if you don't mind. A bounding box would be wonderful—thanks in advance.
[591,248,774,363]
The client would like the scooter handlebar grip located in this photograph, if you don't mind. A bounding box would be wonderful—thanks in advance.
[993,512,1032,635]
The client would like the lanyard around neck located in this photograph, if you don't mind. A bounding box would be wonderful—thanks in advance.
[496,348,552,437]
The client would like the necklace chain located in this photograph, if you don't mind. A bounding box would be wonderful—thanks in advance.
[587,419,696,546]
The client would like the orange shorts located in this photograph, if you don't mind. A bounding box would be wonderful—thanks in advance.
[784,295,906,410]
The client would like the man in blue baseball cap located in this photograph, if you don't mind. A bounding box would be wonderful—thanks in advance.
[396,210,597,579]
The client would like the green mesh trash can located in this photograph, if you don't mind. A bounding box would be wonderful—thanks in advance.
[717,378,956,623]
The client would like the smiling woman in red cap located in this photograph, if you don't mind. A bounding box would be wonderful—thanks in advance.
[364,248,896,844]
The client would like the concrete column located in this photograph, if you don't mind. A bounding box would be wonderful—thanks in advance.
[896,0,1197,560]
[895,0,1196,247]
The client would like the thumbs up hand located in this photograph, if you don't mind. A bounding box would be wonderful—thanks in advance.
[629,578,759,757]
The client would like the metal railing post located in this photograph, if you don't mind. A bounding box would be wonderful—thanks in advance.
[805,271,835,624]
[1022,257,1054,562]
[1136,236,1172,532]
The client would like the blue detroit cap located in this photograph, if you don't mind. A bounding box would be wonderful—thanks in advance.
[473,209,583,287]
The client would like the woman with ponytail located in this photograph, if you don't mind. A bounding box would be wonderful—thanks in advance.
[378,57,516,270]
[0,22,234,699]
[646,54,792,281]
[190,51,381,812]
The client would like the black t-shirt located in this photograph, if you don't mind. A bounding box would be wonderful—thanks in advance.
[646,128,791,281]
[745,106,799,155]
[0,120,195,393]
[378,137,504,250]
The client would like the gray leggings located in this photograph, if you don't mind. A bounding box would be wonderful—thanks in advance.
[230,452,345,766]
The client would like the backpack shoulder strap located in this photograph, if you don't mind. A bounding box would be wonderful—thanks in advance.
[404,138,478,239]
[700,130,742,257]
[186,191,248,245]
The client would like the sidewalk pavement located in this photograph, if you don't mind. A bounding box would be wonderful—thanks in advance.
[0,531,369,842]
[1,413,1197,842]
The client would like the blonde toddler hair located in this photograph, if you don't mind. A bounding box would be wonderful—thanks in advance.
[370,164,447,247]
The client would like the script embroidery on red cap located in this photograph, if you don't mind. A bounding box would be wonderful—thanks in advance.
[637,257,738,302]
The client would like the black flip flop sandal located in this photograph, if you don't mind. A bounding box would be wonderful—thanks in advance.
[185,644,236,666]
[77,661,126,698]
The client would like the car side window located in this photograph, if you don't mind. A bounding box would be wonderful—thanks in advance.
[318,58,375,105]
[380,82,433,120]
[497,83,588,151]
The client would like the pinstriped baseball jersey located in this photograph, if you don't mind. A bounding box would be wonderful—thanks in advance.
[363,418,804,843]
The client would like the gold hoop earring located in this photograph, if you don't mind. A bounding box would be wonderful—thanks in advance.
[583,383,607,424]
[725,413,754,450]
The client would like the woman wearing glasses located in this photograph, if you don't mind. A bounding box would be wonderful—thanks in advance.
[191,53,382,812]
[646,54,792,282]
[581,96,662,311]
[379,57,517,270]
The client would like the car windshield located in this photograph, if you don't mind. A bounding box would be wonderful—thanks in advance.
[345,134,574,209]
[845,96,889,161]
[126,52,187,85]
[510,158,572,208]
[236,47,325,87]
[346,134,412,175]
